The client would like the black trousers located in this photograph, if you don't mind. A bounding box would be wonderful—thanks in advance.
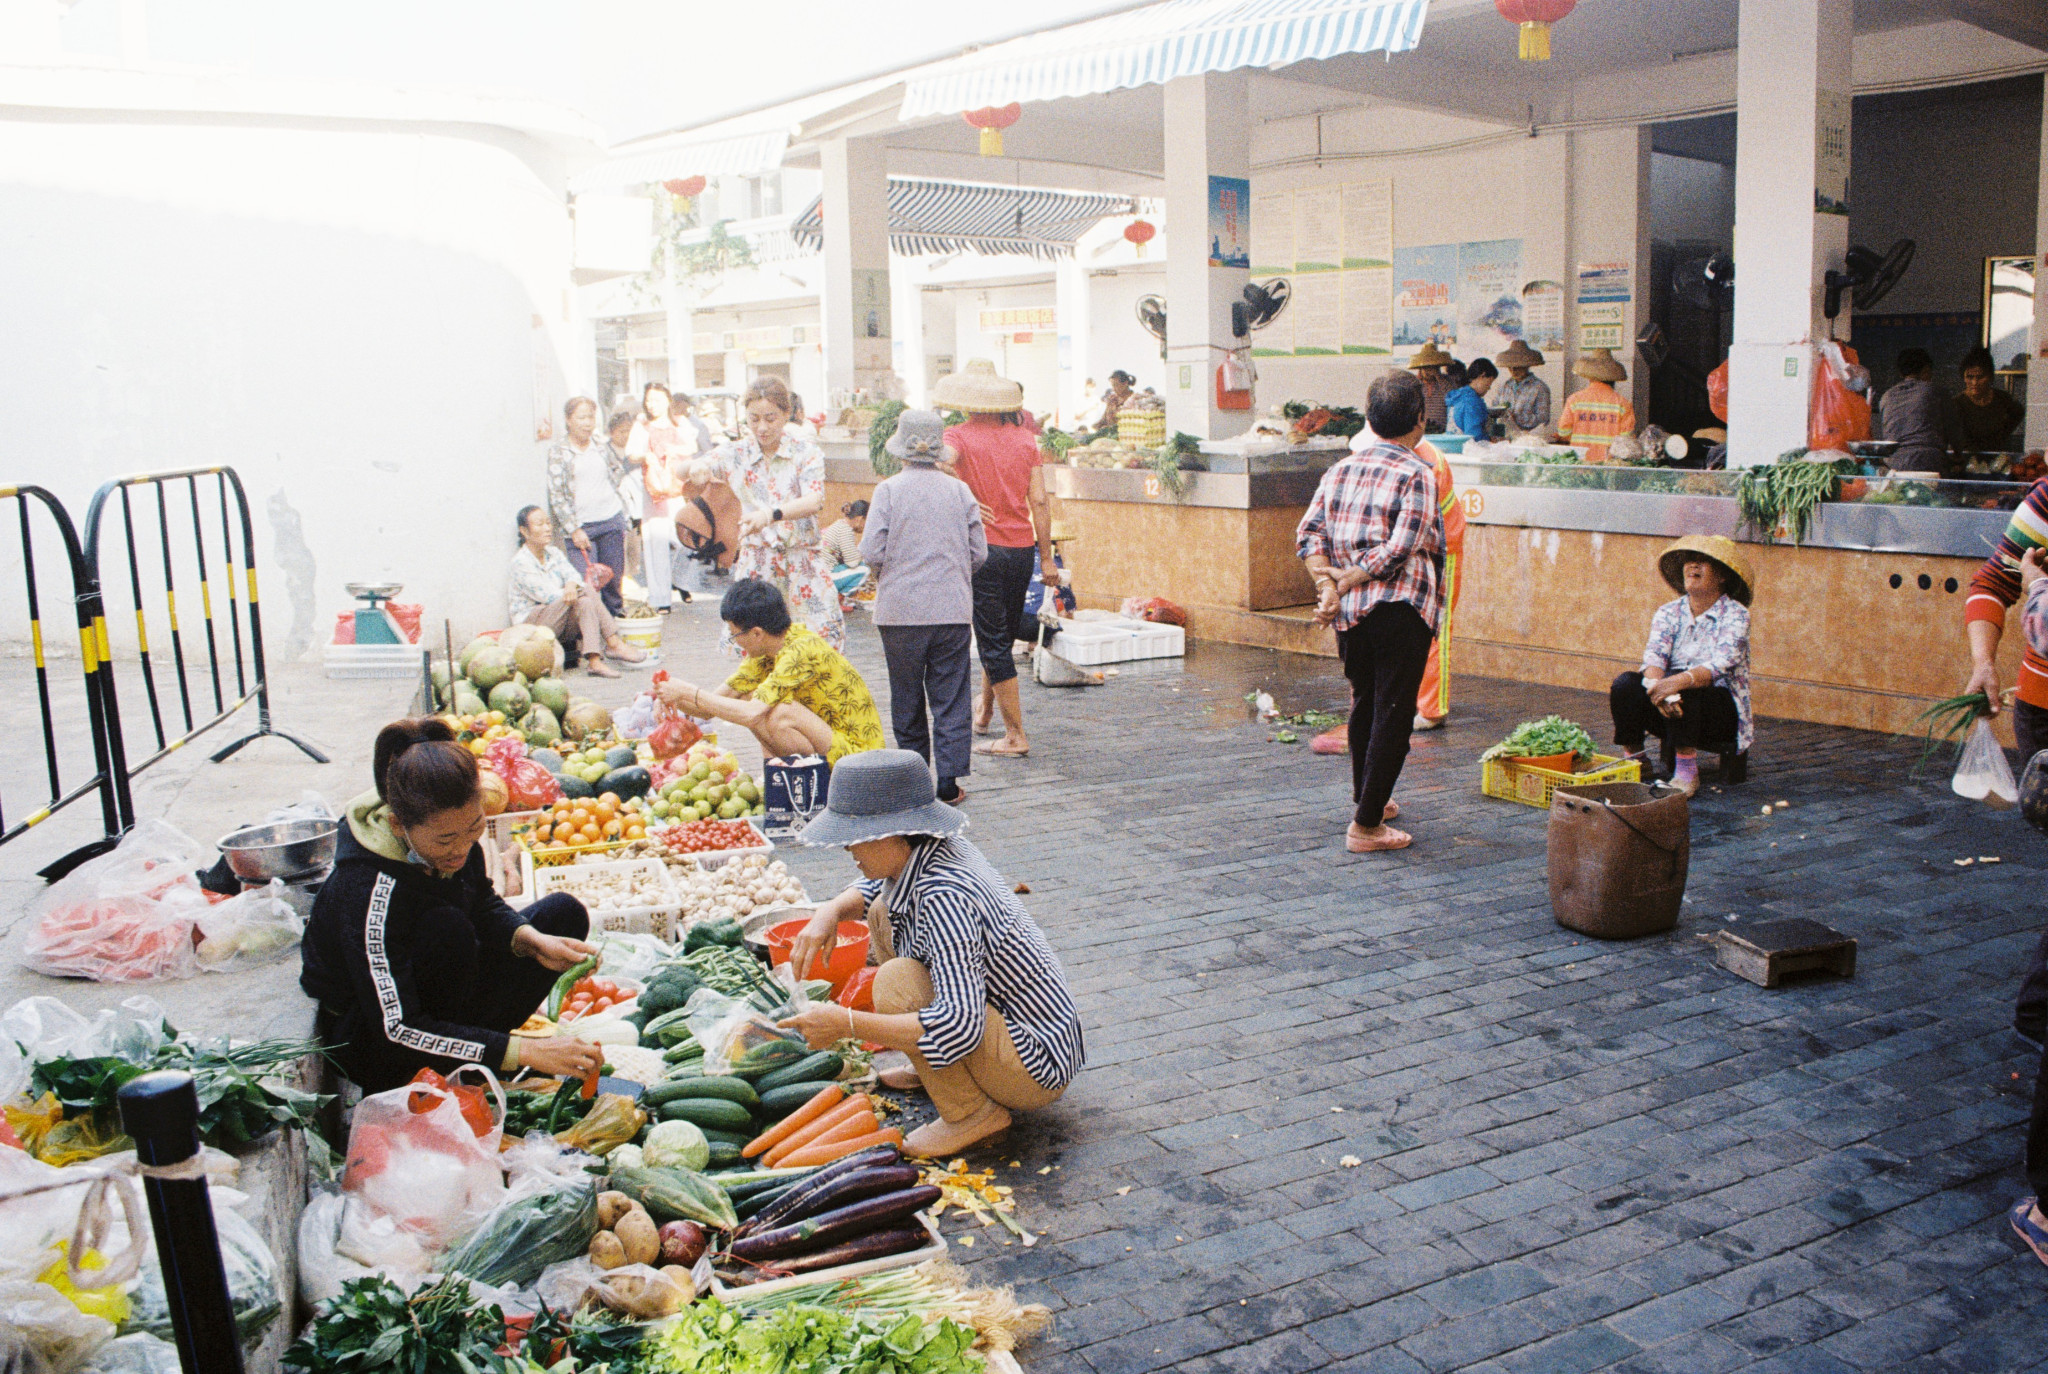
[973,545,1038,685]
[319,892,588,1095]
[1610,671,1740,754]
[1338,602,1434,828]
[2010,702,2048,1198]
[573,513,632,617]
[879,623,973,789]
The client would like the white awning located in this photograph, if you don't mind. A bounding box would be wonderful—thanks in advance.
[899,0,1430,119]
[570,128,789,192]
[790,177,1136,262]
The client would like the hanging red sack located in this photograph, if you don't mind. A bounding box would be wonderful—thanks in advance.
[1808,341,1871,453]
[1706,359,1729,422]
[483,737,561,811]
[645,670,704,760]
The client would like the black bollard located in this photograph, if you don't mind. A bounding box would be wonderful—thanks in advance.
[116,1070,245,1374]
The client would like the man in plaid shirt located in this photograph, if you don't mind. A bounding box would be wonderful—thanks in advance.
[1296,370,1446,853]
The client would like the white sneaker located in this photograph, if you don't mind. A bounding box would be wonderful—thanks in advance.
[1413,713,1446,731]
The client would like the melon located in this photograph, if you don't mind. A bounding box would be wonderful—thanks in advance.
[478,770,510,816]
[530,676,570,717]
[563,701,612,742]
[488,680,532,719]
[458,636,497,676]
[558,774,595,800]
[454,688,487,719]
[523,703,562,748]
[530,747,564,774]
[508,625,564,681]
[468,646,515,693]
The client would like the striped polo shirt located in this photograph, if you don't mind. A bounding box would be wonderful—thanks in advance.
[859,836,1084,1090]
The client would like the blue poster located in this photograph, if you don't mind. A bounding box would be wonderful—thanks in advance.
[1208,176,1250,269]
[1391,244,1458,349]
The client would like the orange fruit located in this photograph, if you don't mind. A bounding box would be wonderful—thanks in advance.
[599,792,620,807]
[602,818,623,838]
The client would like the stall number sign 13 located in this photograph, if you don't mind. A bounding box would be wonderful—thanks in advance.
[1461,490,1485,519]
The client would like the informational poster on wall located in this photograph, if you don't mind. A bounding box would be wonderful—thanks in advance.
[1520,280,1566,353]
[1456,239,1524,358]
[1248,180,1394,355]
[1208,176,1250,268]
[1815,90,1849,216]
[1250,192,1294,278]
[1289,273,1343,355]
[1339,180,1393,354]
[1392,244,1459,349]
[1576,260,1631,351]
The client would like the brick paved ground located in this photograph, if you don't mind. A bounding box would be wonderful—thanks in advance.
[754,608,2048,1374]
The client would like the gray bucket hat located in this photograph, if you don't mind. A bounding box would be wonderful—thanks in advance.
[884,409,951,466]
[796,749,968,848]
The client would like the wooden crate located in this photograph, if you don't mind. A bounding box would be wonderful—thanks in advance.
[1707,918,1857,987]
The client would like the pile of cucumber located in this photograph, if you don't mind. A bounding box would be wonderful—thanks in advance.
[637,1045,846,1168]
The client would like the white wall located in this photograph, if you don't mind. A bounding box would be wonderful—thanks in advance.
[0,109,580,661]
[1085,265,1169,413]
[944,280,1060,417]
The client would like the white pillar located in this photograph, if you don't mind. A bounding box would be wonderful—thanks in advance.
[1567,127,1653,421]
[661,241,693,396]
[1055,254,1092,429]
[890,260,925,407]
[2029,73,2048,453]
[819,136,893,403]
[1163,71,1251,440]
[1727,0,1853,467]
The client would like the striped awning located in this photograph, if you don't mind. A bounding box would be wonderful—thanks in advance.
[898,0,1429,118]
[790,177,1136,261]
[570,128,789,193]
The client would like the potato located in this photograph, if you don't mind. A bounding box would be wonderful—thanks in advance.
[596,1191,635,1230]
[660,1263,698,1297]
[597,1268,684,1319]
[589,1229,627,1270]
[614,1208,661,1267]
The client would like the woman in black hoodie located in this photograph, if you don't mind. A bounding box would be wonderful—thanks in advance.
[301,717,606,1093]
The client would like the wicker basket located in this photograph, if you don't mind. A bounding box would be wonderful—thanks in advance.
[1481,753,1642,809]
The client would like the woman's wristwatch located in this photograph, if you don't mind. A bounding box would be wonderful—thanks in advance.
[771,506,783,523]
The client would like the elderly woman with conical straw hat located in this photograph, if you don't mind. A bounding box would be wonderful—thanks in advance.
[1609,535,1754,796]
[1407,341,1454,434]
[1494,339,1552,436]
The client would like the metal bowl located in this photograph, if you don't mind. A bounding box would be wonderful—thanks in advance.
[345,581,404,599]
[741,903,813,956]
[219,818,340,883]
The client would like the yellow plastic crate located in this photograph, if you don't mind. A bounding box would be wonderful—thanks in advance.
[1481,753,1641,809]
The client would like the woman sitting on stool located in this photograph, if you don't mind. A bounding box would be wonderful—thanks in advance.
[777,750,1083,1156]
[1610,535,1754,796]
[300,717,605,1093]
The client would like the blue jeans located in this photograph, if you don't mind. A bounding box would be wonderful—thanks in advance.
[572,512,631,617]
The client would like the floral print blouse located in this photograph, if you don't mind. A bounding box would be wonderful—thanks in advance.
[1643,593,1753,752]
[700,432,844,652]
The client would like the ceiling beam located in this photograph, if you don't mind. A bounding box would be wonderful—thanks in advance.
[1938,0,2048,53]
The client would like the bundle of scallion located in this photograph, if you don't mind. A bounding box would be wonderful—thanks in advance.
[1914,691,1989,767]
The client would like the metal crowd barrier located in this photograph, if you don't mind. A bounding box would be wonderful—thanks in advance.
[81,466,326,777]
[0,484,134,855]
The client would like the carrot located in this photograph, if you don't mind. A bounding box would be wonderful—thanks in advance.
[778,1127,905,1169]
[765,1094,872,1166]
[742,1084,845,1159]
[774,1109,877,1159]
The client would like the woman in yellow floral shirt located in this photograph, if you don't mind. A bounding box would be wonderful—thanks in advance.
[654,579,883,764]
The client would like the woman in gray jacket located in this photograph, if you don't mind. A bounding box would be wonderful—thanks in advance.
[862,411,988,803]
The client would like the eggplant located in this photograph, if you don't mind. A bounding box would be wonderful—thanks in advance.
[735,1145,904,1237]
[730,1184,941,1263]
[767,1164,923,1227]
[748,1224,928,1278]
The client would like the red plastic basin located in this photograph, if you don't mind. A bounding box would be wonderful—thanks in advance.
[766,918,870,994]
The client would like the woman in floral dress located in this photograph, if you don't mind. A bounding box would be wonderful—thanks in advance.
[687,375,844,654]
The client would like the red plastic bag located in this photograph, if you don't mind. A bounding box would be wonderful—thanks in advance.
[1808,341,1871,453]
[832,967,876,1012]
[484,737,561,811]
[408,1068,497,1140]
[645,671,704,760]
[332,612,355,645]
[1706,359,1728,422]
[1121,596,1187,627]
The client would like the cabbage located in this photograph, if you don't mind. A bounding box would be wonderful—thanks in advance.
[608,1143,645,1170]
[642,1119,708,1171]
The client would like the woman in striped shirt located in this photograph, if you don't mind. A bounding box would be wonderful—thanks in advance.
[779,749,1083,1156]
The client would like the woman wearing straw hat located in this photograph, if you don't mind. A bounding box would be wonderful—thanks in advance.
[1609,535,1754,796]
[1555,348,1637,463]
[779,749,1083,1156]
[861,410,987,805]
[932,359,1058,759]
[1407,342,1455,434]
[1494,340,1552,436]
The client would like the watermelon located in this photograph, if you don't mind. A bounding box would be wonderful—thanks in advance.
[599,766,652,801]
[530,747,564,774]
[604,745,638,770]
[558,774,594,799]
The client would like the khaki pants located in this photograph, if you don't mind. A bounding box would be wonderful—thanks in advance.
[525,594,614,659]
[872,957,1063,1122]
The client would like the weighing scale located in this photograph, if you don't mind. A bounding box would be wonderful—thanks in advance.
[345,581,406,645]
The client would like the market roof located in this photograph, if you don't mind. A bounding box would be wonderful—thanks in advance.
[788,177,1137,261]
[896,0,1429,118]
[569,127,791,192]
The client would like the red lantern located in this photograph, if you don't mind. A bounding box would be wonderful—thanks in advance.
[1495,0,1574,60]
[663,175,707,200]
[1123,219,1157,257]
[961,103,1022,156]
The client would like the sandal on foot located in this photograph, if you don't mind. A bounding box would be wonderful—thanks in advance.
[904,1104,1011,1158]
[2011,1198,2048,1266]
[1346,824,1411,853]
[975,740,1029,758]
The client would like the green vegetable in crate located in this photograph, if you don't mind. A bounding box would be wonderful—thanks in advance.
[1479,715,1596,765]
[605,1163,738,1230]
[643,1118,710,1171]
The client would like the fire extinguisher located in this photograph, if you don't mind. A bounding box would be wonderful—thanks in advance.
[1216,301,1254,411]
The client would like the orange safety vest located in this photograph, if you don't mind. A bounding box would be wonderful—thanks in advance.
[1556,382,1636,463]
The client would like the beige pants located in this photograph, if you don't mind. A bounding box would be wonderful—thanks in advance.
[525,594,614,658]
[872,957,1063,1122]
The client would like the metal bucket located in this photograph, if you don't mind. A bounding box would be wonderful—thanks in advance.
[1545,781,1689,939]
[219,817,339,884]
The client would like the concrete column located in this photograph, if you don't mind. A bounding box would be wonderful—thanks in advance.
[890,262,924,407]
[2029,73,2048,453]
[1566,127,1653,420]
[1727,0,1853,467]
[1162,71,1251,440]
[1055,253,1092,428]
[819,136,893,402]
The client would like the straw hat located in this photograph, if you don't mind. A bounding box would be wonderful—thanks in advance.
[1658,534,1753,606]
[1406,343,1453,370]
[1574,348,1627,383]
[930,358,1023,413]
[1497,340,1545,369]
[796,749,967,848]
[884,409,951,466]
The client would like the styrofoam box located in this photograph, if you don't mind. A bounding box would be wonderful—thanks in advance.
[530,857,683,939]
[323,643,425,680]
[1046,616,1185,665]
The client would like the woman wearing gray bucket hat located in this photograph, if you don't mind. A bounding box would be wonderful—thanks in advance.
[863,411,988,804]
[778,749,1083,1156]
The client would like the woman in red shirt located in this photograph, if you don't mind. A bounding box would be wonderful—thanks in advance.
[931,360,1057,759]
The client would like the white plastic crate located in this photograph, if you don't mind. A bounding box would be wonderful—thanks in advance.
[530,857,683,939]
[1045,617,1184,666]
[323,643,425,680]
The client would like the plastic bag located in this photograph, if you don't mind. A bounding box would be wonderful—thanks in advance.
[342,1076,507,1254]
[1706,359,1729,421]
[552,1094,644,1157]
[834,968,877,1013]
[23,824,217,982]
[1809,341,1872,452]
[0,1034,28,1106]
[1119,595,1187,627]
[1953,718,2018,802]
[645,673,705,761]
[125,1203,280,1349]
[297,1191,429,1307]
[0,1281,114,1373]
[593,932,674,987]
[483,737,561,812]
[532,1257,604,1316]
[1,997,170,1070]
[193,880,303,971]
[681,988,805,1077]
[0,1146,96,1283]
[75,1334,181,1374]
[436,1152,596,1289]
